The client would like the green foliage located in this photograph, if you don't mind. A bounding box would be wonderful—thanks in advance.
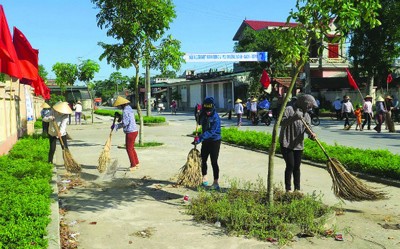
[52,62,78,92]
[0,136,53,248]
[187,178,332,245]
[78,59,100,84]
[48,93,65,106]
[94,109,166,123]
[219,127,400,180]
[34,118,42,129]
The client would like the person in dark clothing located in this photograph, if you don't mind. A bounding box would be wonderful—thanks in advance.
[40,102,51,136]
[279,94,317,192]
[192,97,222,190]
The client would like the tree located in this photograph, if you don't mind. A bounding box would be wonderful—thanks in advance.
[265,0,381,204]
[38,64,48,82]
[91,0,182,145]
[109,71,129,96]
[349,0,400,94]
[78,59,100,123]
[52,62,78,93]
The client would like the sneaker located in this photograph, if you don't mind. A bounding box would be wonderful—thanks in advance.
[210,184,220,191]
[201,181,209,187]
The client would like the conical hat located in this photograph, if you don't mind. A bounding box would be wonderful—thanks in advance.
[376,96,384,102]
[53,102,72,114]
[113,96,130,107]
[41,102,50,108]
[364,95,372,100]
[235,98,242,103]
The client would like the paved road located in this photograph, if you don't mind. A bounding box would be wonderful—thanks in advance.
[156,110,400,155]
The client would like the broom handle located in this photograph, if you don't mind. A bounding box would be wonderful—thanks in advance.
[299,118,331,160]
[52,120,66,148]
[194,122,199,149]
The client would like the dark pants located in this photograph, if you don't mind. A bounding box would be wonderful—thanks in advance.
[42,121,49,136]
[335,109,341,120]
[362,112,372,130]
[201,140,221,180]
[374,112,384,133]
[48,135,68,164]
[126,131,139,167]
[281,147,303,191]
[343,112,351,127]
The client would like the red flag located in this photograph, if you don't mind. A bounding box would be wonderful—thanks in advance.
[387,73,393,84]
[13,27,38,83]
[0,5,21,78]
[32,75,50,100]
[260,69,270,89]
[345,68,359,90]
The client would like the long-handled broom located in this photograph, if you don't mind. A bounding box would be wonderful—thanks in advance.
[177,122,202,188]
[300,118,387,201]
[52,121,81,173]
[98,115,117,173]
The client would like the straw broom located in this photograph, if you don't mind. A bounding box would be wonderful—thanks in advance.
[300,118,387,201]
[52,121,81,173]
[98,116,117,173]
[177,122,202,188]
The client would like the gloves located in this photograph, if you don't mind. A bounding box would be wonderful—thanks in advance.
[110,124,115,130]
[191,136,200,145]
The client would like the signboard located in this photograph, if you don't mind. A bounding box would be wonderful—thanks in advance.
[183,52,268,62]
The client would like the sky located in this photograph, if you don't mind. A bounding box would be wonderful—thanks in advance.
[2,0,297,83]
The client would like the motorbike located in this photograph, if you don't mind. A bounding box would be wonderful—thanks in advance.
[251,109,273,126]
[308,109,320,126]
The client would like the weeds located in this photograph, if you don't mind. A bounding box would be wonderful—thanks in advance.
[187,178,332,245]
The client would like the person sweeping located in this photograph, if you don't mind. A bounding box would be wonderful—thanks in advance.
[279,94,317,192]
[111,96,140,172]
[192,97,221,190]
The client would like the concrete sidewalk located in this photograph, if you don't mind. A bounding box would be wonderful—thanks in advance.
[52,113,400,249]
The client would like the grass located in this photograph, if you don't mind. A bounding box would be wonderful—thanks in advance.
[187,178,333,245]
[94,109,166,124]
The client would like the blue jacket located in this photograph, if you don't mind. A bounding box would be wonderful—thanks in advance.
[198,108,221,142]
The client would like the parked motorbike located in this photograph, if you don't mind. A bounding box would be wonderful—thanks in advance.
[308,109,320,126]
[251,109,273,126]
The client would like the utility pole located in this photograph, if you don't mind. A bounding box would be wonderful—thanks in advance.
[146,63,151,116]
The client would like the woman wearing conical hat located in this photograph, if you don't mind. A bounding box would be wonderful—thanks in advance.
[42,102,72,163]
[40,102,51,136]
[373,96,386,133]
[234,98,244,126]
[112,96,140,172]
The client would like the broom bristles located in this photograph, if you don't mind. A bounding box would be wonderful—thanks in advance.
[327,158,387,201]
[98,134,112,173]
[177,148,202,188]
[63,149,81,173]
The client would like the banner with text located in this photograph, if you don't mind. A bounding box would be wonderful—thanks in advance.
[183,52,268,62]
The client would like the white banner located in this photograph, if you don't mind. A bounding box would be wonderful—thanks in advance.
[24,85,34,121]
[183,52,268,62]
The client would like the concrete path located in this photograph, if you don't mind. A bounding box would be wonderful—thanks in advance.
[52,112,400,249]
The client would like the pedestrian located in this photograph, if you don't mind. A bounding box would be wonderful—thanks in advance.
[354,104,363,131]
[67,102,73,125]
[271,97,279,120]
[170,100,177,115]
[384,95,395,132]
[40,102,51,136]
[245,98,251,120]
[332,97,342,120]
[222,99,232,120]
[341,96,354,129]
[250,97,258,124]
[42,102,72,164]
[73,101,83,125]
[374,96,386,133]
[192,97,221,190]
[279,94,317,192]
[111,96,140,172]
[234,98,244,126]
[362,95,373,130]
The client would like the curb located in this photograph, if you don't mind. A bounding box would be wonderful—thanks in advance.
[46,167,60,249]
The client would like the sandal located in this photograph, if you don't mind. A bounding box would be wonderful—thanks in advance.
[335,233,343,241]
[201,181,208,187]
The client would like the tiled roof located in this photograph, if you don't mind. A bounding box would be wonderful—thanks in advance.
[233,20,297,40]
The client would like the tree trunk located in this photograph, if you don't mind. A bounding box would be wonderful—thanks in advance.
[146,63,151,116]
[267,63,305,206]
[134,65,144,146]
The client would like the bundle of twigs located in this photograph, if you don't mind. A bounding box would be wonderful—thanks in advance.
[98,116,117,173]
[300,118,387,201]
[177,147,202,188]
[52,121,81,173]
[177,122,202,188]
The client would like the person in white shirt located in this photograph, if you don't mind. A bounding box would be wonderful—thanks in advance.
[73,101,83,125]
[362,95,373,130]
[332,97,342,120]
[234,98,244,126]
[341,96,354,129]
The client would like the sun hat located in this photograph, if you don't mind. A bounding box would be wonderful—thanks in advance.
[364,95,372,100]
[113,96,130,107]
[77,100,82,104]
[41,102,50,109]
[235,98,242,103]
[385,95,393,100]
[376,96,384,102]
[53,102,72,114]
[251,98,258,102]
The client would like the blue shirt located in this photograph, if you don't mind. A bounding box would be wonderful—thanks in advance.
[117,105,138,133]
[199,110,221,142]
